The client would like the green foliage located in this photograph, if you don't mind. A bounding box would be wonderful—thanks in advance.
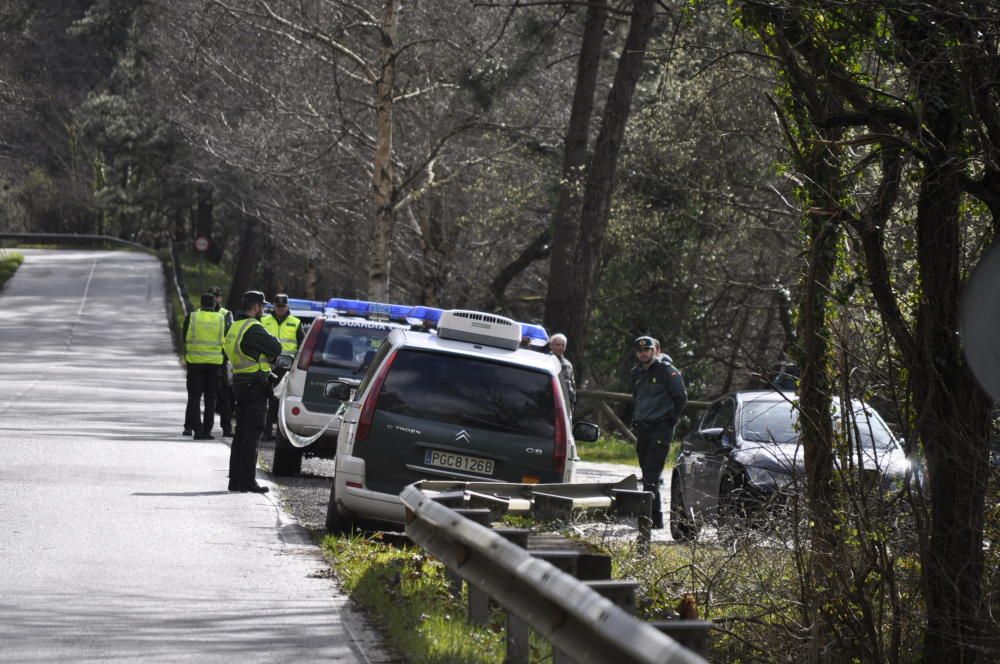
[323,533,506,664]
[0,250,24,289]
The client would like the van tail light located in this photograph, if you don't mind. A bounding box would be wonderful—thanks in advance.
[356,350,397,442]
[297,319,323,371]
[552,376,567,475]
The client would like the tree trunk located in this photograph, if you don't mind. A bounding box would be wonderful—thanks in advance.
[887,14,993,660]
[228,215,264,312]
[556,0,656,373]
[542,0,608,348]
[913,142,992,664]
[480,229,550,312]
[366,0,400,301]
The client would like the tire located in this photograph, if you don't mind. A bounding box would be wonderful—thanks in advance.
[669,474,696,541]
[272,428,303,476]
[325,480,352,534]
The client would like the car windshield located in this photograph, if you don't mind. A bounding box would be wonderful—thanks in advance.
[375,349,555,438]
[740,398,897,452]
[311,321,391,370]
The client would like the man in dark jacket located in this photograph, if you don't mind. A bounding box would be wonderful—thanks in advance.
[223,290,282,493]
[630,335,687,528]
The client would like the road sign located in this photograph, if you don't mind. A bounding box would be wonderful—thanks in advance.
[194,236,210,252]
[961,238,1000,401]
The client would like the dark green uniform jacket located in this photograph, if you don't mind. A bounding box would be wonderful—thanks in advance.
[630,358,687,426]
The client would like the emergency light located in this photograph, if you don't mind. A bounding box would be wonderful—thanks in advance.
[323,297,549,346]
[287,298,325,312]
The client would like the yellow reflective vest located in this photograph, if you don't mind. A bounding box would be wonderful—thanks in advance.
[224,318,267,375]
[185,310,225,366]
[261,313,301,371]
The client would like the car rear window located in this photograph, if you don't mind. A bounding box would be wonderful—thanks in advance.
[376,349,555,438]
[311,321,392,370]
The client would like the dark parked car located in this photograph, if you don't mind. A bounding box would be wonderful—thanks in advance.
[670,390,915,540]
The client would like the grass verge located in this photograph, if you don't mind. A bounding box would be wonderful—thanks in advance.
[322,533,508,663]
[0,250,24,289]
[576,436,639,464]
[576,437,683,469]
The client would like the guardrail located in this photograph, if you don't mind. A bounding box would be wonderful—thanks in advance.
[576,390,711,443]
[401,482,711,664]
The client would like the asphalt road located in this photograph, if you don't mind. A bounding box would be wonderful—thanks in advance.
[0,250,390,663]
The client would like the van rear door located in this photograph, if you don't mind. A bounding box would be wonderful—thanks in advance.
[353,349,559,494]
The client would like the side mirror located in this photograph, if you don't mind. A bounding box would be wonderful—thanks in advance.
[324,380,353,401]
[699,427,725,444]
[274,355,294,371]
[572,421,600,442]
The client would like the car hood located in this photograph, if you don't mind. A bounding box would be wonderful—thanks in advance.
[734,441,912,479]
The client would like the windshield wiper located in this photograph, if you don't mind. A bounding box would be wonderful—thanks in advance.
[459,414,523,434]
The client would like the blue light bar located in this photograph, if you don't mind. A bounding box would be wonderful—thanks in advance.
[325,298,444,323]
[287,298,325,311]
[520,322,549,343]
[324,297,547,342]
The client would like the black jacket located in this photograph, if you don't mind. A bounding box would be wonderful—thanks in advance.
[630,358,687,426]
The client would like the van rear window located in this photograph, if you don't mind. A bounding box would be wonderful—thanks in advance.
[311,321,391,370]
[376,349,555,438]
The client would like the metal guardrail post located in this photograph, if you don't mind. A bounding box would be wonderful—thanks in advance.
[613,488,653,553]
[402,484,709,664]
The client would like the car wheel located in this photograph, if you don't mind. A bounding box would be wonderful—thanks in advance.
[669,473,696,541]
[325,480,352,535]
[272,428,303,476]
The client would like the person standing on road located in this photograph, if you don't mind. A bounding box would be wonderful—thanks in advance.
[260,293,303,441]
[224,290,282,494]
[630,335,687,529]
[549,333,577,415]
[211,286,235,437]
[183,293,226,438]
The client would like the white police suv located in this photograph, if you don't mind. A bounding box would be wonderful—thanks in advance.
[272,299,438,475]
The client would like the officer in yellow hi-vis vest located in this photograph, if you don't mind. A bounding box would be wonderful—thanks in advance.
[224,290,282,494]
[260,293,304,441]
[183,293,226,439]
[210,286,235,437]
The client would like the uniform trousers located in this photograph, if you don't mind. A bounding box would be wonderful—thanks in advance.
[216,363,234,434]
[185,363,219,435]
[634,419,676,529]
[228,375,270,490]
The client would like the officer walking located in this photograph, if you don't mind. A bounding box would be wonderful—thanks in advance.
[211,286,235,437]
[630,336,687,529]
[549,333,577,415]
[183,293,226,439]
[224,290,282,493]
[261,293,303,441]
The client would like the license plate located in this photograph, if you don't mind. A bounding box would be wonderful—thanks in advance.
[424,449,495,475]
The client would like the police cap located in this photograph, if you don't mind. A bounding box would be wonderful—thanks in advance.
[200,292,216,308]
[634,335,657,350]
[241,290,268,310]
[209,286,223,296]
[274,293,289,306]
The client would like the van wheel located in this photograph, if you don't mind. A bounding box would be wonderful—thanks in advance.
[272,429,303,476]
[669,474,696,541]
[325,481,352,534]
